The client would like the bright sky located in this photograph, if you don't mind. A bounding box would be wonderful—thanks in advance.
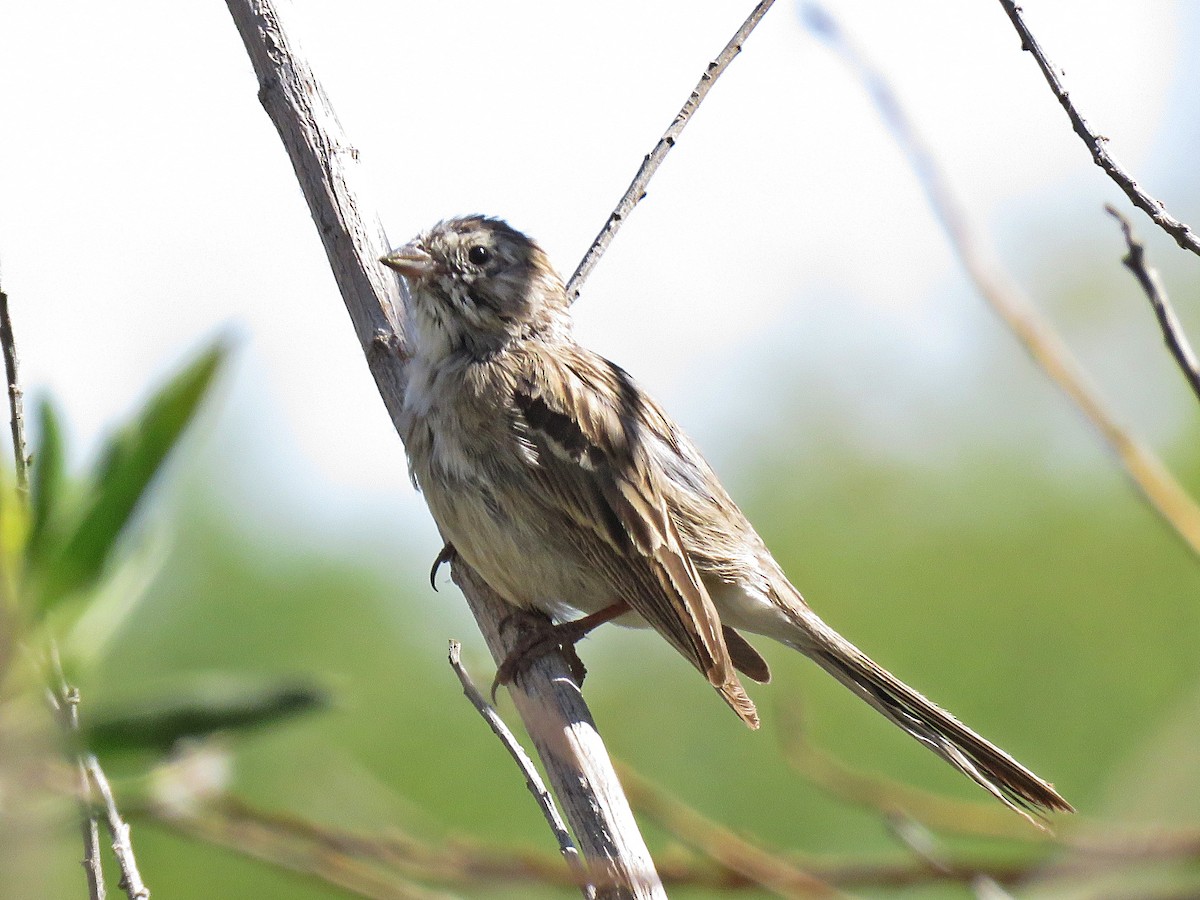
[0,1,1190,533]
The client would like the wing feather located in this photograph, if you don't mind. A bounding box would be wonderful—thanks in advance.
[512,350,759,728]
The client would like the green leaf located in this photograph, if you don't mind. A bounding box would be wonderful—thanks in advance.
[37,342,226,608]
[83,674,332,756]
[27,398,66,564]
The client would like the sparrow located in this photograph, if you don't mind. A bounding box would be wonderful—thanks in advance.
[382,215,1071,821]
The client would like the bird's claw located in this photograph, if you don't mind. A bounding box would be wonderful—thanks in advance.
[429,542,457,590]
[491,629,588,701]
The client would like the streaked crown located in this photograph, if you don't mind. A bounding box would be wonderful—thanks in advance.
[383,216,569,360]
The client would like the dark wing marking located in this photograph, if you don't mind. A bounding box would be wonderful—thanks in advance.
[512,350,758,728]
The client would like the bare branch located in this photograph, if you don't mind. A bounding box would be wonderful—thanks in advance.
[85,756,150,899]
[616,764,841,899]
[152,799,459,900]
[139,787,1200,895]
[0,284,28,493]
[996,0,1200,259]
[447,640,593,898]
[777,704,1052,841]
[81,788,108,900]
[805,2,1200,558]
[223,2,664,894]
[565,0,776,303]
[1106,205,1200,404]
[144,791,766,894]
[885,816,1012,900]
[46,649,106,900]
[451,566,664,897]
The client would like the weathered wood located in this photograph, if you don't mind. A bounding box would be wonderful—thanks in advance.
[223,2,665,895]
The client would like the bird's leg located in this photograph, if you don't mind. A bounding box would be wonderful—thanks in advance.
[492,600,631,699]
[429,542,457,590]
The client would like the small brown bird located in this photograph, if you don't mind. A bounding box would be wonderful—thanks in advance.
[383,215,1071,822]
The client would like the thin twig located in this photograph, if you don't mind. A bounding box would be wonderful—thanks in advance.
[565,0,776,303]
[450,568,665,898]
[23,305,104,900]
[447,640,593,899]
[885,815,1012,900]
[777,705,1051,841]
[138,788,1200,895]
[0,285,29,493]
[152,800,458,900]
[86,755,150,899]
[805,2,1200,558]
[816,829,1200,892]
[1106,205,1200,404]
[615,764,841,899]
[996,0,1200,259]
[143,792,763,894]
[46,647,106,900]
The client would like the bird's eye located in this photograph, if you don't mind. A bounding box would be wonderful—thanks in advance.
[467,245,491,266]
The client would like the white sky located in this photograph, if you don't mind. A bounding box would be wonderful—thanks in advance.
[0,1,1190,533]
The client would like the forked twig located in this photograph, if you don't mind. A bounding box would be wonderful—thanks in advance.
[805,2,1200,557]
[86,756,150,899]
[1106,205,1200,404]
[997,0,1200,259]
[447,640,593,898]
[46,647,106,900]
[47,658,147,899]
[566,0,776,303]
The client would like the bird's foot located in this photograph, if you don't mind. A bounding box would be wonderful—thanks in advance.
[491,601,630,699]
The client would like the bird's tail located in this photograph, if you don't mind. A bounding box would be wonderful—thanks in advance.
[786,607,1072,824]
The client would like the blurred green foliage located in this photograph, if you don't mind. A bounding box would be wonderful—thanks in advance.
[27,344,226,612]
[6,318,1200,898]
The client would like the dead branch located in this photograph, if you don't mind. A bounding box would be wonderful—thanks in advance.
[997,0,1200,259]
[222,2,664,894]
[447,640,592,897]
[566,0,777,303]
[1106,205,1200,404]
[804,1,1200,558]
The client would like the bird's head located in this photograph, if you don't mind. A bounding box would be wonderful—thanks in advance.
[382,216,569,361]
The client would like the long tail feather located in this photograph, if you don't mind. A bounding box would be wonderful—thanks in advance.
[789,611,1072,823]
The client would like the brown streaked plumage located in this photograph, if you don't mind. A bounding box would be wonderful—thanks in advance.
[383,215,1072,822]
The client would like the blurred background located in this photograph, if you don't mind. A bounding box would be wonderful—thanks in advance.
[2,0,1200,896]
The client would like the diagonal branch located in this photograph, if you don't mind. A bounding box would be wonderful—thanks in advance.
[777,705,1055,842]
[997,0,1200,259]
[566,0,776,303]
[151,798,458,900]
[805,2,1200,558]
[616,764,841,899]
[450,568,664,897]
[47,656,149,899]
[46,650,106,900]
[139,782,1200,894]
[223,2,664,895]
[448,640,593,898]
[86,755,150,899]
[1106,205,1200,405]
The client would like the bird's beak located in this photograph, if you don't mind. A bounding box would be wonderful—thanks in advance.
[381,244,435,282]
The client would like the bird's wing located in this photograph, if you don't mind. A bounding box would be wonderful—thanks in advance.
[511,348,759,728]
